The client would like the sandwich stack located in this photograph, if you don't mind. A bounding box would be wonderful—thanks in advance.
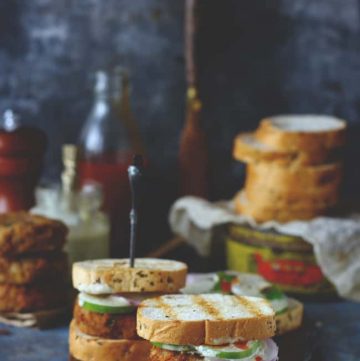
[0,212,68,316]
[137,294,279,361]
[233,115,346,222]
[69,258,187,361]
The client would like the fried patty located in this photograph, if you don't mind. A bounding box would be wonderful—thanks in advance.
[74,301,139,339]
[0,212,68,256]
[150,347,203,361]
[0,283,67,312]
[0,252,67,285]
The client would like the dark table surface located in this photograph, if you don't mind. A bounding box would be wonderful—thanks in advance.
[0,300,359,361]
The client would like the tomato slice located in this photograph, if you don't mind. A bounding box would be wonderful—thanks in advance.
[234,341,249,350]
[197,340,262,359]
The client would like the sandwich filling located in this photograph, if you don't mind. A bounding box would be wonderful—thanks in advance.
[182,272,288,315]
[75,291,166,339]
[78,292,137,314]
[151,339,278,361]
[75,292,148,339]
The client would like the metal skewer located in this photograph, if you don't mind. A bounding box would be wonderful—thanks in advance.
[128,154,143,268]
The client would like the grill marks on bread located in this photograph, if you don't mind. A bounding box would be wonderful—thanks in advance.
[140,294,273,322]
[192,295,222,319]
[137,294,276,345]
[154,296,179,320]
[234,296,263,318]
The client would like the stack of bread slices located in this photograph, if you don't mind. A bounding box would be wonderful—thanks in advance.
[233,115,346,222]
[0,212,68,316]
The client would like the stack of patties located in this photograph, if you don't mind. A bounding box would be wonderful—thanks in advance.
[137,294,278,361]
[0,212,68,314]
[69,258,188,361]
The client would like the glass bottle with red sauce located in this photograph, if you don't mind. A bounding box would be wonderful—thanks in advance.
[78,71,134,256]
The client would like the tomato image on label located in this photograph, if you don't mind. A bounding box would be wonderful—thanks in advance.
[254,254,324,286]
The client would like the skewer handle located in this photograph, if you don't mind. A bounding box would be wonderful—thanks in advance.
[128,154,143,267]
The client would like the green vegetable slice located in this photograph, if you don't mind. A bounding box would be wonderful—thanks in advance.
[197,340,262,359]
[151,342,196,352]
[261,286,289,314]
[261,286,286,300]
[81,301,136,314]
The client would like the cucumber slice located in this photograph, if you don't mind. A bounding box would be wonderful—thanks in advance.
[81,301,135,314]
[78,293,136,314]
[151,342,196,352]
[261,287,289,314]
[197,340,262,359]
[261,286,286,300]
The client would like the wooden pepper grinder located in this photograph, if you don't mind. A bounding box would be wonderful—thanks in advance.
[179,0,208,198]
[0,110,47,212]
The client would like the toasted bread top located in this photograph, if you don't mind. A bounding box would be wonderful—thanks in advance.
[233,132,296,164]
[73,258,187,294]
[256,115,346,151]
[137,294,276,345]
[261,115,346,132]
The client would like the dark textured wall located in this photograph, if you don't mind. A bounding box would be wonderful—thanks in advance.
[0,0,185,179]
[0,0,360,250]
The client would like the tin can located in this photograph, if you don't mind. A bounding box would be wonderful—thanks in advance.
[226,224,334,295]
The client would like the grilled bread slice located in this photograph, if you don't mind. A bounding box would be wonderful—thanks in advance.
[244,162,342,212]
[276,298,304,335]
[233,132,296,165]
[137,294,276,346]
[73,258,187,294]
[234,191,329,223]
[255,115,346,155]
[245,162,342,195]
[244,169,340,210]
[69,320,150,361]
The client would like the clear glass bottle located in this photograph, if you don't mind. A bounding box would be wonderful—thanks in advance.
[31,144,110,267]
[67,182,110,265]
[78,70,136,257]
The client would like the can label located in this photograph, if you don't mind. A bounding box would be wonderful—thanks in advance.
[226,237,334,294]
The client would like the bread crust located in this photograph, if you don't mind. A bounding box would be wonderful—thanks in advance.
[73,258,187,293]
[234,191,330,223]
[245,165,340,210]
[233,133,296,165]
[275,298,304,335]
[240,162,342,221]
[256,116,346,154]
[73,301,138,339]
[0,212,67,256]
[0,283,67,312]
[0,252,67,285]
[137,295,276,346]
[69,320,151,361]
[246,162,342,193]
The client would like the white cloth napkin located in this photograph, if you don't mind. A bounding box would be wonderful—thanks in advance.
[169,196,360,301]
